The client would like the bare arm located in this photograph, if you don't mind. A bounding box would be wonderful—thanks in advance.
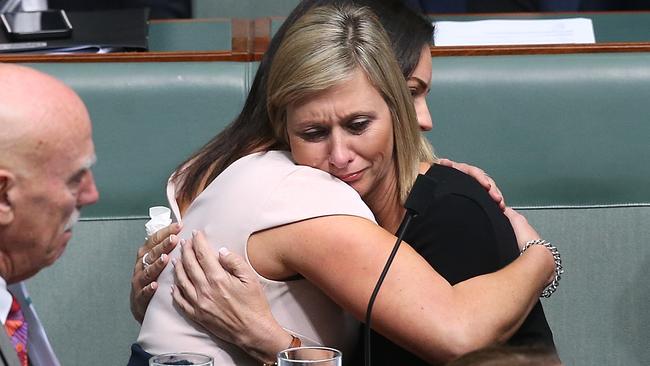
[249,215,553,363]
[173,211,553,363]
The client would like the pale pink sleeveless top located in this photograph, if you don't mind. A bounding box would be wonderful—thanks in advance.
[138,151,376,365]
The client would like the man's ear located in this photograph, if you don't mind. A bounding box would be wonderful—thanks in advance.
[0,169,15,225]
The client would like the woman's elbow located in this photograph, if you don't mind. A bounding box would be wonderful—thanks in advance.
[434,324,496,361]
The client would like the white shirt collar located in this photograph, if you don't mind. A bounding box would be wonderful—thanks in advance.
[0,276,12,325]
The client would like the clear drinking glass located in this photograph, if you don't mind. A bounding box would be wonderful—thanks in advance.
[149,352,213,366]
[277,346,342,366]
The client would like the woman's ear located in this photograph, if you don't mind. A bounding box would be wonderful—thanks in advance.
[0,170,15,225]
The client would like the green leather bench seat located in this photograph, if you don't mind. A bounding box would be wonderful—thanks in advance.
[18,51,650,365]
[31,53,650,218]
[27,62,254,219]
[427,52,650,208]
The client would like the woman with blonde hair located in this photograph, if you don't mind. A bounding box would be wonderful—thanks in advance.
[130,3,560,366]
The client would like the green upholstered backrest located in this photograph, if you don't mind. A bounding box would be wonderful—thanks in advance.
[426,52,650,208]
[26,62,254,219]
[26,219,145,365]
[28,53,650,218]
[525,206,650,366]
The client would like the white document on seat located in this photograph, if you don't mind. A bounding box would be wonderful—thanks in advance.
[434,18,595,46]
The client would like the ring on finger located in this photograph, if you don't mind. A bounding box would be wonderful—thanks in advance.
[142,252,153,269]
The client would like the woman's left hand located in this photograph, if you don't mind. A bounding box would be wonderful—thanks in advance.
[172,230,293,363]
[131,223,181,323]
[438,158,506,210]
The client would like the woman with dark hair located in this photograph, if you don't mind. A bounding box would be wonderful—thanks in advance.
[129,3,558,364]
[129,1,557,365]
[130,0,452,324]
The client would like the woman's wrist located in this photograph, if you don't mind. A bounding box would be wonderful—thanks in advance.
[261,334,301,366]
[520,239,563,298]
[238,319,295,364]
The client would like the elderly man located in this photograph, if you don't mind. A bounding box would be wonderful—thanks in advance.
[0,64,99,365]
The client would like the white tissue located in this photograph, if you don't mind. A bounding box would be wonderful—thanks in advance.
[145,206,172,237]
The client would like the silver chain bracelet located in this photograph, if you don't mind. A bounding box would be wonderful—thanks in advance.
[520,239,563,298]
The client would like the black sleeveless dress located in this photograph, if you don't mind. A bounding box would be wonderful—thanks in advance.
[366,164,555,365]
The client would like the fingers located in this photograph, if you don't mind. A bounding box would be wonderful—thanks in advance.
[143,223,182,254]
[179,236,211,287]
[138,281,158,308]
[131,281,158,323]
[130,223,180,324]
[485,177,506,211]
[436,158,454,167]
[191,231,224,275]
[145,253,170,281]
[171,283,196,319]
[503,207,525,225]
[134,250,170,286]
[503,207,517,220]
[440,158,507,211]
[136,232,179,287]
[441,159,492,188]
[504,207,529,223]
[147,234,180,264]
[504,208,540,250]
[463,164,491,190]
[173,249,199,304]
[218,247,255,282]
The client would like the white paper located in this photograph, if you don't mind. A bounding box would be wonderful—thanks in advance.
[434,18,595,46]
[145,206,172,237]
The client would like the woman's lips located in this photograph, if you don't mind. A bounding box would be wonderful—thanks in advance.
[336,169,365,183]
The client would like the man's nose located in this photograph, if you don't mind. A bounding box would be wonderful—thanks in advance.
[78,171,99,206]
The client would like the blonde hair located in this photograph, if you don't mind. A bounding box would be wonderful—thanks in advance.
[267,3,434,203]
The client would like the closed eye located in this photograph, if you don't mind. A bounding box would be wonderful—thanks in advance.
[347,117,371,134]
[300,126,329,142]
